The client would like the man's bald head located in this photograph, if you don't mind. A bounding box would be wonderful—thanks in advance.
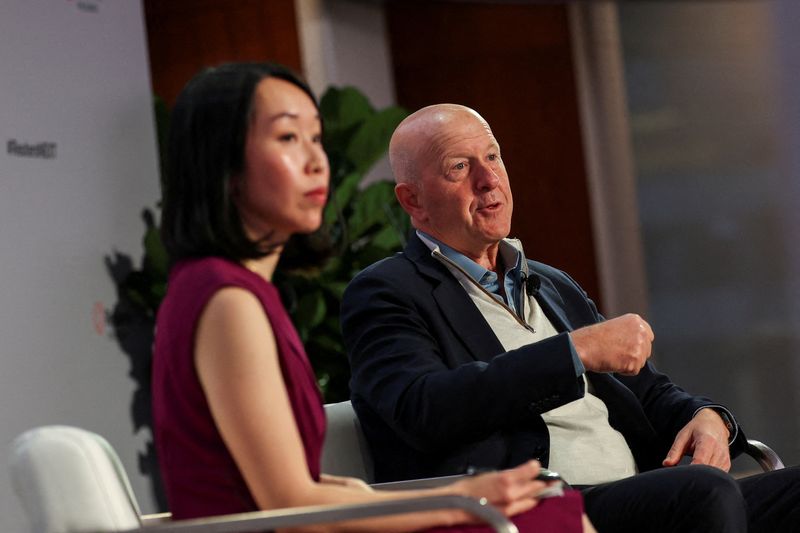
[389,104,492,185]
[389,103,512,266]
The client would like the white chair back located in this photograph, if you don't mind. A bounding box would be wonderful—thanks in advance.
[322,401,374,483]
[9,425,142,533]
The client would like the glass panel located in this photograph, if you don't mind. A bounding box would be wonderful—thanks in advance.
[619,1,800,469]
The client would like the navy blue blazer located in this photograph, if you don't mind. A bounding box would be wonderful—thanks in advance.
[341,233,746,482]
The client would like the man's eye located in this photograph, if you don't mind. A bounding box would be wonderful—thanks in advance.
[453,162,466,170]
[488,153,498,161]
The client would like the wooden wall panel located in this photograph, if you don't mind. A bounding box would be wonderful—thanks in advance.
[144,0,302,106]
[387,2,601,303]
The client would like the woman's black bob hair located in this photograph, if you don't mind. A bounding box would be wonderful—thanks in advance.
[160,62,319,263]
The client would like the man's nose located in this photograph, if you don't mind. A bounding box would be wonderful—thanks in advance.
[473,162,500,191]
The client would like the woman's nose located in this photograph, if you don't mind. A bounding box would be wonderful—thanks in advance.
[306,142,328,175]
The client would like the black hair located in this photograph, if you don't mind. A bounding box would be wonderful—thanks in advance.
[160,62,319,263]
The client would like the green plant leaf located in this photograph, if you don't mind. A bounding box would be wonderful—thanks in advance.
[322,281,349,301]
[320,86,373,133]
[320,87,372,170]
[143,226,169,279]
[368,225,405,252]
[309,335,343,355]
[324,171,363,226]
[347,181,400,240]
[346,106,408,175]
[295,290,327,334]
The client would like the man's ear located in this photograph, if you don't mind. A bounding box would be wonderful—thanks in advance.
[395,182,425,222]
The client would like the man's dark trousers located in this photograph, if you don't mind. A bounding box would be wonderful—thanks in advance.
[579,465,800,532]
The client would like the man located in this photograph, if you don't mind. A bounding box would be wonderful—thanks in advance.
[341,103,800,532]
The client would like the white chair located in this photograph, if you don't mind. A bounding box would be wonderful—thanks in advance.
[322,401,786,485]
[9,425,517,533]
[322,401,469,491]
[322,400,374,482]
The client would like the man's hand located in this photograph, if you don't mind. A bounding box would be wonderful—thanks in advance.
[569,314,654,375]
[662,408,731,471]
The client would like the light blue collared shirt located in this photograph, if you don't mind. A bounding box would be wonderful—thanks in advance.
[418,231,586,378]
[418,231,524,314]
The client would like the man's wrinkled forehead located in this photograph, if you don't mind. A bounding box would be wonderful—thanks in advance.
[421,113,497,165]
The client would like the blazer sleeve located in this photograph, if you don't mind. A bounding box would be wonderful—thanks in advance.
[341,260,585,453]
[615,365,748,458]
[553,269,747,457]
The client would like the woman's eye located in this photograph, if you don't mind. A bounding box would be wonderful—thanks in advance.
[312,133,323,144]
[488,153,498,161]
[278,133,297,142]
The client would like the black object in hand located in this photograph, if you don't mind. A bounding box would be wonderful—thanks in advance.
[535,468,562,482]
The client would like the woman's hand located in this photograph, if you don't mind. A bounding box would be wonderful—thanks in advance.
[452,460,551,517]
[320,473,374,492]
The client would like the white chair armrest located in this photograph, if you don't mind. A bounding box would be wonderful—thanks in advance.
[136,495,517,533]
[141,513,172,526]
[371,474,471,491]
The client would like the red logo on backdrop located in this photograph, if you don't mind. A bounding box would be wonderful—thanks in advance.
[92,301,106,336]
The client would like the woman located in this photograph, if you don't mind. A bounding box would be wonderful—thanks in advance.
[152,62,594,532]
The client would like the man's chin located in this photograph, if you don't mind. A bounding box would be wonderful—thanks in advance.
[477,225,512,243]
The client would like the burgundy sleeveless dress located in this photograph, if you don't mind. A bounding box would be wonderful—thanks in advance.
[152,256,584,532]
[152,257,325,519]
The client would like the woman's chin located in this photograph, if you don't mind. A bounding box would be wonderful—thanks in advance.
[297,216,324,235]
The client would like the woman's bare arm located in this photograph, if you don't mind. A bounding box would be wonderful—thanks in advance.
[195,287,558,532]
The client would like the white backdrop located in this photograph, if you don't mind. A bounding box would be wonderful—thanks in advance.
[0,0,160,529]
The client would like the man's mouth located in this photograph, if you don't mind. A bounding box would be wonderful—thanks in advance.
[477,201,501,212]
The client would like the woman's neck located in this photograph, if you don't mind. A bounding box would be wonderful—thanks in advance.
[242,249,282,282]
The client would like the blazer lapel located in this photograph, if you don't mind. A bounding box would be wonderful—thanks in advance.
[533,273,573,332]
[404,235,504,362]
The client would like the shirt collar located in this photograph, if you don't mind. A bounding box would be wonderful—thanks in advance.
[416,230,523,283]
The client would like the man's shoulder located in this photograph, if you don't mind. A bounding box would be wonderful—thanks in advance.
[348,251,421,291]
[343,251,429,311]
[526,258,568,281]
[356,251,409,277]
[347,244,446,297]
[525,258,588,295]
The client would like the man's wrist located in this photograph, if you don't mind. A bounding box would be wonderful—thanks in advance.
[694,406,738,445]
[566,335,586,378]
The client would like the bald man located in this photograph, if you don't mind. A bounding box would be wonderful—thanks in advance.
[341,104,800,532]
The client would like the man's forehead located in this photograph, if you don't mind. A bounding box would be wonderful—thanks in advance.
[390,104,500,180]
[431,126,499,160]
